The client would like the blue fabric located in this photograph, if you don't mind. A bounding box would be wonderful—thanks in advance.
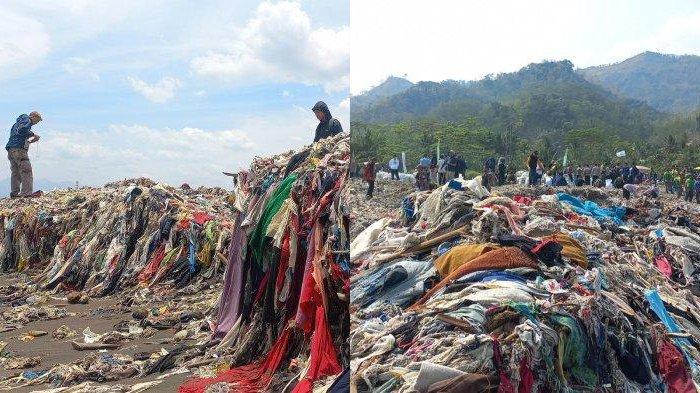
[351,259,435,309]
[645,289,699,374]
[447,179,463,190]
[419,156,431,167]
[6,114,35,150]
[402,196,415,221]
[557,192,626,225]
[187,224,197,273]
[453,269,526,285]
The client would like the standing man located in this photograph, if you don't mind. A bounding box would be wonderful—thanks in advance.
[363,159,376,199]
[686,174,696,203]
[6,112,41,198]
[527,151,539,186]
[388,156,400,180]
[312,101,343,142]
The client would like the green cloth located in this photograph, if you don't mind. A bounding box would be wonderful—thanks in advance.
[663,171,672,181]
[686,177,695,189]
[248,174,297,270]
[548,314,598,387]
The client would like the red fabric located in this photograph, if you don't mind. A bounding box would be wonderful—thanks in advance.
[254,270,271,305]
[138,244,165,283]
[296,225,321,332]
[657,339,696,393]
[492,340,514,393]
[655,255,673,278]
[275,233,291,300]
[178,327,292,393]
[530,239,558,254]
[513,195,532,206]
[518,357,534,393]
[291,306,342,393]
[178,218,191,231]
[193,212,214,226]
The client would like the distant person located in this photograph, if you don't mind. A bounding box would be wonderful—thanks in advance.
[437,155,447,184]
[497,157,506,185]
[363,159,376,198]
[456,155,467,178]
[388,156,400,180]
[695,176,700,203]
[591,164,601,185]
[686,175,695,202]
[527,151,539,186]
[312,101,343,142]
[6,112,42,198]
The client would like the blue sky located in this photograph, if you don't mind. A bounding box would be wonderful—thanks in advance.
[352,0,700,93]
[0,0,349,187]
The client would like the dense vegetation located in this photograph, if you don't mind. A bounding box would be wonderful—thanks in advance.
[351,56,700,172]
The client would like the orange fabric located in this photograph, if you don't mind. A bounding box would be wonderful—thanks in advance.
[409,247,538,310]
[434,243,500,277]
[545,232,587,268]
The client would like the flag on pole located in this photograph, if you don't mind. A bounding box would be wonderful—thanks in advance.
[436,139,440,161]
[562,148,568,167]
[401,152,407,173]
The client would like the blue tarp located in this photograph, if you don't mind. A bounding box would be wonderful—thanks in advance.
[556,192,626,225]
[645,289,700,374]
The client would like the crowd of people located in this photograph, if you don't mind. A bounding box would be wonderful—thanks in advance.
[357,149,700,203]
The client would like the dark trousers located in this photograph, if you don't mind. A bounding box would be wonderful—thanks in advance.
[528,168,537,186]
[439,172,446,184]
[696,190,700,204]
[390,169,399,180]
[366,180,374,198]
[686,189,694,202]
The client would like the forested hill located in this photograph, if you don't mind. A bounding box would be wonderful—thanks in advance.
[578,52,700,113]
[351,76,414,110]
[351,60,661,140]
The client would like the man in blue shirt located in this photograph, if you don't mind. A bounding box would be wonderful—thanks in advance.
[6,112,41,197]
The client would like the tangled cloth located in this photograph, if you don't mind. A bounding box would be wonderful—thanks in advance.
[542,232,587,268]
[409,247,539,310]
[433,243,501,277]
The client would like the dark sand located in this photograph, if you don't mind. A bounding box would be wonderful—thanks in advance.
[1,273,199,392]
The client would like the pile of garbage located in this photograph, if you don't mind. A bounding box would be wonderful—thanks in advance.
[351,176,700,392]
[348,178,415,239]
[0,177,234,294]
[178,133,350,392]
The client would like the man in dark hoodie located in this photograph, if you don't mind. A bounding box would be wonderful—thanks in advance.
[312,101,343,142]
[6,112,42,197]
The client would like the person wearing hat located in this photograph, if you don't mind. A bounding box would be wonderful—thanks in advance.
[311,101,343,142]
[6,112,42,197]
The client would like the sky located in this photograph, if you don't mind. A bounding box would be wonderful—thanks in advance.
[351,0,700,94]
[0,0,349,188]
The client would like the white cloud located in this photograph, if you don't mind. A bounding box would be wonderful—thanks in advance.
[33,124,254,187]
[191,1,349,92]
[194,90,207,97]
[0,5,50,81]
[127,76,182,103]
[63,57,100,81]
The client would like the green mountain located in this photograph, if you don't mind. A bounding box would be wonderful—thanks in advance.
[578,51,700,113]
[352,60,661,139]
[351,76,414,111]
[351,58,700,170]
